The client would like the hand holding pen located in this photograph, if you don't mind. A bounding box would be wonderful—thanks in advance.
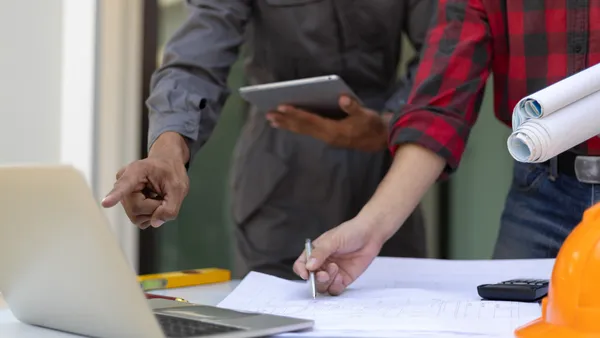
[293,220,380,297]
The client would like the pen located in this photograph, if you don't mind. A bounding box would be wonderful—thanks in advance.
[145,293,189,303]
[305,238,316,299]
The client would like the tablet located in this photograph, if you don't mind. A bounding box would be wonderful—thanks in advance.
[239,75,361,120]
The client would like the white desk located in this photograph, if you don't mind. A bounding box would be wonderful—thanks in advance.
[0,281,240,338]
[0,258,556,337]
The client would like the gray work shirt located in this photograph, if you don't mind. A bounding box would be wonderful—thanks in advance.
[146,0,434,160]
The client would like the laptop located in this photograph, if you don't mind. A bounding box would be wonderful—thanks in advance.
[0,165,314,337]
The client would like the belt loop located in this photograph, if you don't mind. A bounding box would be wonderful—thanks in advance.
[549,157,558,181]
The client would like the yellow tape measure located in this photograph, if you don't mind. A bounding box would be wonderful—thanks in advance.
[138,268,231,291]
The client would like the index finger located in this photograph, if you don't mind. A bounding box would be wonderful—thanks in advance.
[278,105,324,122]
[101,167,145,208]
[276,105,337,141]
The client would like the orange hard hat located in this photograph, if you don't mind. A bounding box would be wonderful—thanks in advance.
[515,202,600,338]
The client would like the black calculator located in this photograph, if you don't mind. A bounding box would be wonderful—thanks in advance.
[477,279,549,302]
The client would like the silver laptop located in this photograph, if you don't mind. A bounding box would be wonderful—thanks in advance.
[0,165,314,337]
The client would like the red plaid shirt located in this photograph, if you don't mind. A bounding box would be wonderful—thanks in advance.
[389,0,600,178]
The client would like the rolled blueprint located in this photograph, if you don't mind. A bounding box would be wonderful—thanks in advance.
[511,62,600,129]
[508,63,600,163]
[508,90,600,162]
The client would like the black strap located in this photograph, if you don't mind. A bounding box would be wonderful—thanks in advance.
[542,151,577,177]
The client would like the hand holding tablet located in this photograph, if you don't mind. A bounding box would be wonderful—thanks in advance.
[238,76,389,152]
[238,75,362,120]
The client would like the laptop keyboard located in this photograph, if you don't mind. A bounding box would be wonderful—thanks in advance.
[156,314,243,337]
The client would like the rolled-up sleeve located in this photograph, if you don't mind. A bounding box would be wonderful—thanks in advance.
[383,0,433,113]
[388,0,492,179]
[146,0,252,163]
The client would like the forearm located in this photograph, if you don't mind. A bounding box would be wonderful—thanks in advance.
[356,0,491,244]
[357,143,445,244]
[147,0,251,164]
[148,132,190,165]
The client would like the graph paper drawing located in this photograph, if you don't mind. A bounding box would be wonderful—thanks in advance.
[217,271,542,336]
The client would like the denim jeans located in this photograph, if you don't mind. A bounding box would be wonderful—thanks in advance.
[492,161,599,259]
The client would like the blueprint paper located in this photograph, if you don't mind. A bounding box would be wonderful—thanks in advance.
[508,63,600,163]
[349,257,554,296]
[0,310,13,325]
[218,258,555,336]
[281,330,507,338]
[217,271,542,337]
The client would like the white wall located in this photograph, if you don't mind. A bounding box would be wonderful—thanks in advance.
[60,0,96,185]
[95,0,143,270]
[0,0,142,270]
[0,1,63,164]
[0,0,95,181]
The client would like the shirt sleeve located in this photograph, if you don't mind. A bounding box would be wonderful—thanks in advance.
[388,0,492,179]
[146,0,252,164]
[383,0,434,113]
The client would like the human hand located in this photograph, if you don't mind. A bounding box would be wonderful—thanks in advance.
[266,96,389,152]
[101,132,190,229]
[292,216,385,296]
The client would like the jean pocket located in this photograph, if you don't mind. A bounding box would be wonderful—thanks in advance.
[512,162,547,192]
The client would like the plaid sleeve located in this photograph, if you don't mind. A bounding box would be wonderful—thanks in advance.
[389,0,492,178]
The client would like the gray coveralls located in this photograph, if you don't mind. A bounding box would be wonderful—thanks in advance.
[147,0,434,280]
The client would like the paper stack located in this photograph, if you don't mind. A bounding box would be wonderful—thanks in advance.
[217,258,555,337]
[508,63,600,163]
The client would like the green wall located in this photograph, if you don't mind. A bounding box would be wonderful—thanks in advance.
[448,78,514,259]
